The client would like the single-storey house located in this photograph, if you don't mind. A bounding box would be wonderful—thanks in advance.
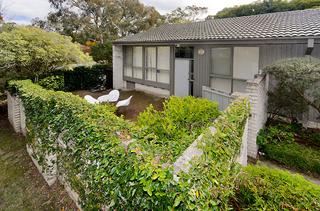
[113,9,320,98]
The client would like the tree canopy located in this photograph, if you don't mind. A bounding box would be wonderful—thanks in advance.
[265,57,320,120]
[32,0,162,44]
[210,0,320,19]
[0,26,93,98]
[164,5,208,24]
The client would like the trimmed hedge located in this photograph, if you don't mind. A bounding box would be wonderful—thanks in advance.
[63,64,112,91]
[38,75,65,91]
[235,165,320,210]
[258,123,320,175]
[8,80,250,210]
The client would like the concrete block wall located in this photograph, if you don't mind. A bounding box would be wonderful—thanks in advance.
[245,75,268,158]
[112,45,125,90]
[7,92,23,134]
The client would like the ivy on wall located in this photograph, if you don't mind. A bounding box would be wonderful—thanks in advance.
[8,80,250,210]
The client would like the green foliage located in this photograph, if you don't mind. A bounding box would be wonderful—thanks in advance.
[8,80,250,209]
[136,96,220,162]
[265,57,320,120]
[38,75,64,91]
[235,165,320,210]
[0,26,93,99]
[175,98,250,210]
[90,42,112,65]
[64,64,112,91]
[165,5,208,24]
[213,0,320,19]
[258,123,320,175]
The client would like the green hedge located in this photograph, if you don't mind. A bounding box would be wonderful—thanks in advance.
[8,80,250,210]
[235,165,320,210]
[258,123,320,175]
[38,75,65,91]
[63,64,112,91]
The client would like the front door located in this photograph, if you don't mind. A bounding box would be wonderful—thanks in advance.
[174,59,190,96]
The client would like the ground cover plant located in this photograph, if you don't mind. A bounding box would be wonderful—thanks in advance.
[7,80,251,210]
[257,121,320,176]
[234,165,320,210]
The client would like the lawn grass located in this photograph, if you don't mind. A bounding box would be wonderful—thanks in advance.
[0,109,76,211]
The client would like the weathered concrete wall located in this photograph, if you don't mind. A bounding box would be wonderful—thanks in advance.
[7,92,22,133]
[112,45,125,90]
[246,75,268,158]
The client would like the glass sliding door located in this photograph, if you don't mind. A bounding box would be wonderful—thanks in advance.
[145,47,157,82]
[132,47,143,79]
[157,47,170,84]
[124,46,133,77]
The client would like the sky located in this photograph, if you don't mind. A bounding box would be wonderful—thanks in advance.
[1,0,254,25]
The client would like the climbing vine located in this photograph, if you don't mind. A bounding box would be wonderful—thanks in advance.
[8,80,250,210]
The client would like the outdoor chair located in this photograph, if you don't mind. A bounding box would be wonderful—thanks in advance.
[116,96,133,108]
[108,90,120,102]
[97,95,110,103]
[84,95,99,104]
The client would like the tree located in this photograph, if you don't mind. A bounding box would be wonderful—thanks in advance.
[165,5,208,24]
[211,0,320,19]
[0,26,93,98]
[91,42,112,66]
[264,57,320,120]
[32,0,162,43]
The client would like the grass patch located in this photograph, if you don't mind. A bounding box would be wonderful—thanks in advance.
[258,121,320,176]
[0,110,75,210]
[234,165,320,210]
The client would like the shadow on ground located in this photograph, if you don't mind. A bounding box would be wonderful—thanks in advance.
[0,104,76,211]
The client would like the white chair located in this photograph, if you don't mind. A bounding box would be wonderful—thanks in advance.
[116,96,133,108]
[108,90,120,102]
[84,95,99,104]
[97,95,110,103]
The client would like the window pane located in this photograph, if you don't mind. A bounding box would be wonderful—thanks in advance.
[233,79,247,93]
[211,48,232,76]
[145,47,156,68]
[157,70,169,84]
[133,67,143,79]
[210,77,232,93]
[146,68,156,81]
[157,47,170,70]
[124,66,132,77]
[233,47,259,80]
[124,47,133,77]
[133,47,142,67]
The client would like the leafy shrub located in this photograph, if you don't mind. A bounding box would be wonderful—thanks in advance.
[90,42,112,66]
[235,165,320,210]
[136,96,220,162]
[8,80,250,210]
[258,123,320,175]
[264,57,320,120]
[64,64,112,91]
[174,97,250,210]
[38,75,64,91]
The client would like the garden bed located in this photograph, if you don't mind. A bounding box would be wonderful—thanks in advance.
[257,121,320,177]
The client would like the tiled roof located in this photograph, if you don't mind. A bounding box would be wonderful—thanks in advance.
[114,9,320,44]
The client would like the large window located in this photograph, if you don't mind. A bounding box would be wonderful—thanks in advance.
[210,47,259,93]
[210,48,233,93]
[124,46,171,85]
[124,46,143,79]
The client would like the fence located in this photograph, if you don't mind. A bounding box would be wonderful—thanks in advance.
[202,86,235,111]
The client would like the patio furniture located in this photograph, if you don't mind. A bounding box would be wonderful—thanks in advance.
[84,95,99,104]
[108,90,120,102]
[97,95,110,103]
[116,96,133,108]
